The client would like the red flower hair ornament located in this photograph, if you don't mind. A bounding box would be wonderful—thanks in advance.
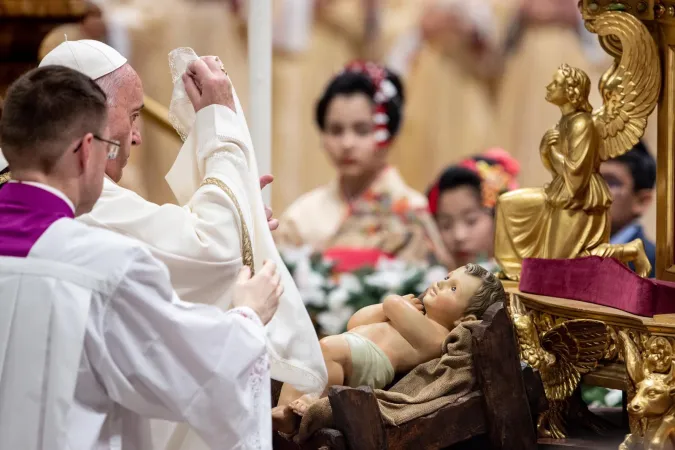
[342,60,399,149]
[428,148,520,214]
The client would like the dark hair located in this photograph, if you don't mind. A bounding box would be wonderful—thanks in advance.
[434,166,483,206]
[0,66,107,174]
[315,69,405,140]
[612,140,656,192]
[463,263,506,318]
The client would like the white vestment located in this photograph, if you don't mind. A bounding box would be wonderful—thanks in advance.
[79,96,325,393]
[0,210,271,449]
[75,56,326,449]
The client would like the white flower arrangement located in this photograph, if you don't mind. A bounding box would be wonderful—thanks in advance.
[280,247,448,336]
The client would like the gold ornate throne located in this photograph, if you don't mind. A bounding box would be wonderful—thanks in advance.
[496,2,675,449]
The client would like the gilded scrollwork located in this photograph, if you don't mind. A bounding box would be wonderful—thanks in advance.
[605,325,621,361]
[619,332,675,450]
[510,291,675,447]
[509,295,611,438]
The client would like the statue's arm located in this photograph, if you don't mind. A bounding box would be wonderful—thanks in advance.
[382,295,444,353]
[347,304,388,330]
[560,114,598,196]
[539,128,560,175]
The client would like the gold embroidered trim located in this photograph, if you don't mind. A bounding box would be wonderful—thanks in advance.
[201,177,254,274]
[0,171,11,186]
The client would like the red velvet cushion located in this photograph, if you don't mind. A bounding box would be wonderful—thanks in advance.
[323,247,393,273]
[519,257,675,317]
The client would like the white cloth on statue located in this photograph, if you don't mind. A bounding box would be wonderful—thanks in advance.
[165,47,326,393]
[0,205,270,449]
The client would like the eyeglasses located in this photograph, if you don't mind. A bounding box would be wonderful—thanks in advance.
[74,135,121,160]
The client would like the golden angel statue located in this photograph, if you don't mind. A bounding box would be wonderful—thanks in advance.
[494,11,660,281]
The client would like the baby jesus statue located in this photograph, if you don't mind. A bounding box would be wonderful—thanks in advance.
[273,263,506,434]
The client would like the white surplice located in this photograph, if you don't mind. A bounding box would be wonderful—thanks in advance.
[0,212,271,450]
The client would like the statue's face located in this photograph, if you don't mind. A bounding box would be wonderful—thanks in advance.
[422,267,483,327]
[628,375,675,418]
[546,71,568,106]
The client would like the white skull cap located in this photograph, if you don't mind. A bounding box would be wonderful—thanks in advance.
[39,39,127,81]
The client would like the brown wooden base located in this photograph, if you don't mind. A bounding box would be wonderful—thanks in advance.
[538,408,627,450]
[538,437,625,450]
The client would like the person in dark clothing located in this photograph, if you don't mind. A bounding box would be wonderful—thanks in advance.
[599,140,656,277]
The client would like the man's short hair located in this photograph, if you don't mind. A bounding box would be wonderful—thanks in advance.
[613,140,656,192]
[0,66,107,174]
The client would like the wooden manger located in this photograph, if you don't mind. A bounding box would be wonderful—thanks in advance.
[272,302,545,450]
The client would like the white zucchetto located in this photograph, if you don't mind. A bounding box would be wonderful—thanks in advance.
[39,39,127,81]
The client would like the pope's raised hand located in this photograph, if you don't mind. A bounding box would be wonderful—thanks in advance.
[183,56,236,113]
[231,261,283,325]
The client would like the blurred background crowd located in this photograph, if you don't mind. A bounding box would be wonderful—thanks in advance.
[45,0,653,220]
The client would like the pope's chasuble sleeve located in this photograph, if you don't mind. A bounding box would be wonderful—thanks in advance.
[163,53,327,397]
[81,102,327,395]
[89,245,271,449]
[77,107,248,307]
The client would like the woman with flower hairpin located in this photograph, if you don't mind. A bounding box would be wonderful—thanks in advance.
[427,149,520,273]
[276,61,452,272]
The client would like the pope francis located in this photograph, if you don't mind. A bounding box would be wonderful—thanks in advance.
[0,65,282,449]
[0,40,327,449]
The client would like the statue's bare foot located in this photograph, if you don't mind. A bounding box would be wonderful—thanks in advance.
[631,239,652,278]
[272,405,300,435]
[289,393,320,417]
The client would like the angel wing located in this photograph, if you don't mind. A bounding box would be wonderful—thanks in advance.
[589,11,661,161]
[540,320,610,400]
[509,296,547,370]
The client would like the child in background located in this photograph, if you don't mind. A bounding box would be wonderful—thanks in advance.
[599,140,656,277]
[427,149,520,272]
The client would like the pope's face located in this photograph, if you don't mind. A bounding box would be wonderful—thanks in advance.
[546,71,568,106]
[102,65,144,183]
[322,93,387,180]
[78,126,112,215]
[422,267,483,328]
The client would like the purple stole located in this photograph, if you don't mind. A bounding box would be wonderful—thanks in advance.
[0,183,74,257]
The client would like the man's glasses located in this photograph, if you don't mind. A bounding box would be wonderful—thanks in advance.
[74,135,121,160]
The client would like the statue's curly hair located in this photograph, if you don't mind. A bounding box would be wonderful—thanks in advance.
[559,63,593,113]
[463,263,506,319]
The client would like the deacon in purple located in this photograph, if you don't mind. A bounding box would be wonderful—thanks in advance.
[0,66,282,450]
